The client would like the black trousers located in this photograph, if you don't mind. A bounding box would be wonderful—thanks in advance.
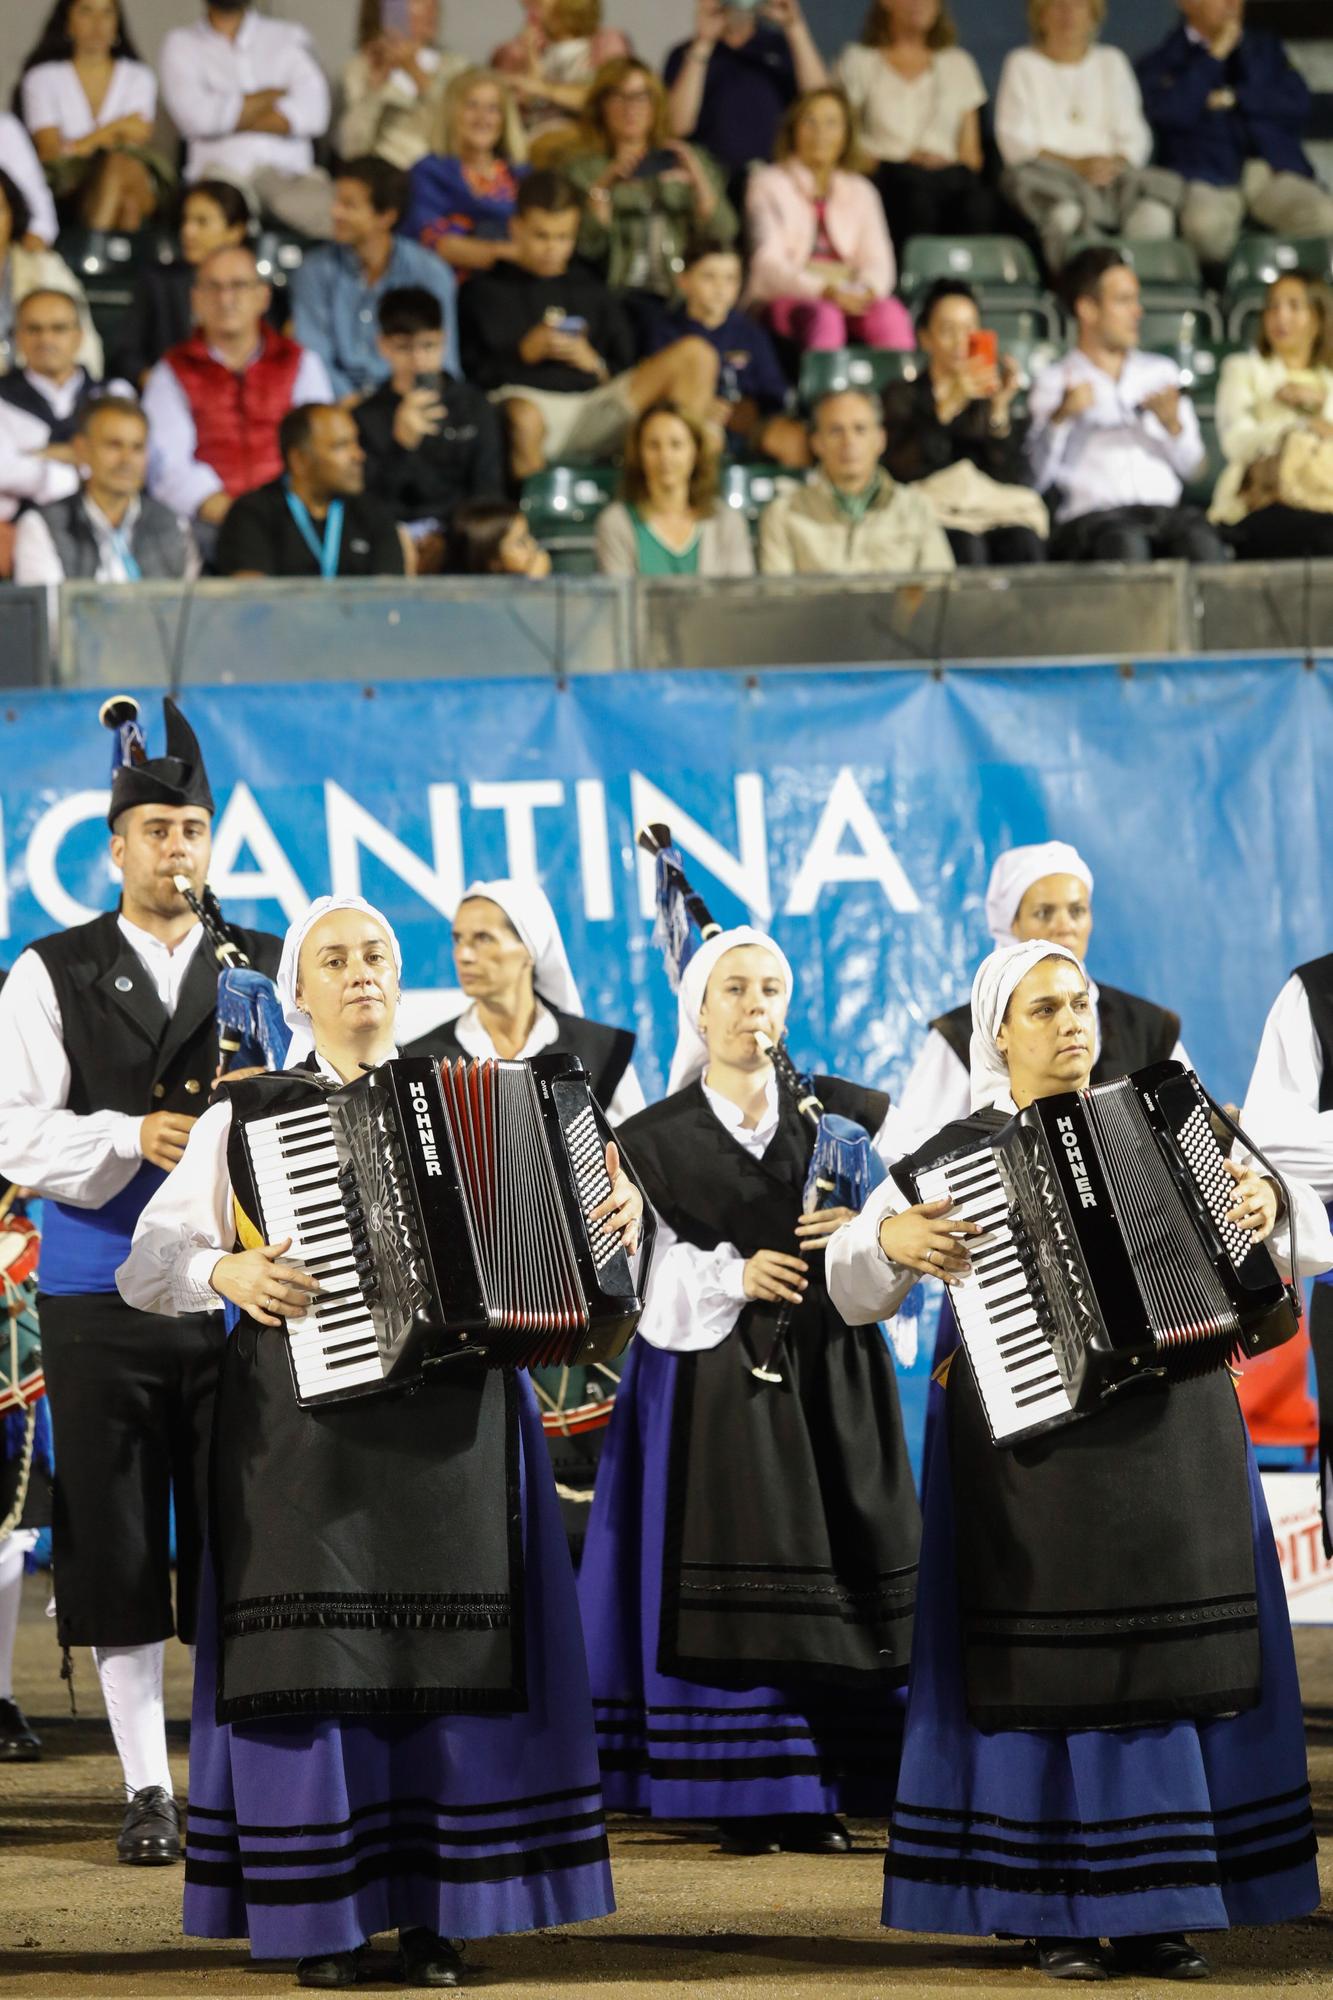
[871,160,1000,258]
[1050,503,1229,564]
[39,1292,224,1647]
[947,525,1048,566]
[1228,503,1333,562]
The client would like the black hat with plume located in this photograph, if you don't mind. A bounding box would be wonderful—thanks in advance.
[101,695,216,827]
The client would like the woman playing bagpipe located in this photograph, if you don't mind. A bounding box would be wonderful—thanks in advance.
[117,895,642,1991]
[827,940,1332,1982]
[576,834,921,1857]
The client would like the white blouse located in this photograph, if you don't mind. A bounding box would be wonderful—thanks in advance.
[1210,351,1333,524]
[995,45,1151,170]
[21,59,157,147]
[835,44,986,166]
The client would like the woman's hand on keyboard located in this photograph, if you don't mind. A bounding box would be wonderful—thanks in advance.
[1223,1162,1278,1242]
[594,1143,643,1254]
[210,1239,323,1327]
[877,1197,981,1281]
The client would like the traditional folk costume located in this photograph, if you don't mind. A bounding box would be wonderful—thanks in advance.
[828,941,1327,1959]
[118,898,613,1974]
[0,1064,50,1763]
[0,704,280,1844]
[577,928,921,1838]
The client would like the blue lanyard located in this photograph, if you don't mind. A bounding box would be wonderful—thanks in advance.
[284,484,344,578]
[106,526,141,581]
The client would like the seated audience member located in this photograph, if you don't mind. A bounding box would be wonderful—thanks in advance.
[0,289,105,440]
[108,178,251,386]
[1028,246,1228,561]
[1138,0,1333,271]
[493,0,631,156]
[402,68,528,276]
[565,59,736,315]
[996,0,1176,272]
[836,0,996,255]
[595,400,754,575]
[746,86,912,356]
[159,1,334,239]
[0,386,81,542]
[0,167,101,373]
[882,279,1046,564]
[665,0,826,187]
[459,171,721,480]
[644,239,806,467]
[356,286,504,572]
[13,394,198,590]
[1211,271,1333,560]
[337,0,467,172]
[216,402,406,578]
[291,158,459,403]
[142,243,333,538]
[20,0,169,234]
[448,494,551,575]
[758,385,955,574]
[0,115,59,247]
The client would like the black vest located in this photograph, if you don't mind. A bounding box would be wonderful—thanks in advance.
[0,368,92,444]
[30,911,282,1119]
[932,979,1180,1086]
[1295,954,1333,1113]
[405,1002,636,1110]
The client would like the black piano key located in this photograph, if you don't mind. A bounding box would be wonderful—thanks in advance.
[1014,1376,1064,1408]
[992,1296,1036,1324]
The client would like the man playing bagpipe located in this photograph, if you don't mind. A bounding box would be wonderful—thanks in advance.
[0,699,281,1862]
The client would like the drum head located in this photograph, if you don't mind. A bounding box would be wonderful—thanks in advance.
[530,1358,624,1437]
[0,1216,40,1292]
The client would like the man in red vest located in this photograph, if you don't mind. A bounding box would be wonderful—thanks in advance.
[141,244,333,546]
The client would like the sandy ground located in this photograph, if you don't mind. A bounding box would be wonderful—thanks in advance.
[5,1575,1333,1999]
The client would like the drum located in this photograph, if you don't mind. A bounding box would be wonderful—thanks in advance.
[0,1214,42,1417]
[530,1359,625,1559]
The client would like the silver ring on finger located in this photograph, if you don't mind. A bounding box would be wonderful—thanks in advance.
[929,1247,939,1266]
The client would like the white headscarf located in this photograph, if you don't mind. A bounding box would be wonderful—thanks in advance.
[459,879,583,1016]
[969,939,1088,1113]
[277,895,404,1070]
[984,841,1094,947]
[667,925,795,1096]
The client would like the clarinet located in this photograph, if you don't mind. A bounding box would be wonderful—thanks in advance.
[749,1032,836,1387]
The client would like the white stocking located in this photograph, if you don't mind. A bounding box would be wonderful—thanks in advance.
[0,1536,26,1701]
[92,1641,172,1798]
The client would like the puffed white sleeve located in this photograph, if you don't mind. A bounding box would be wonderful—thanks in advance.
[879,1026,970,1161]
[825,1174,921,1329]
[117,1098,237,1317]
[634,1212,751,1353]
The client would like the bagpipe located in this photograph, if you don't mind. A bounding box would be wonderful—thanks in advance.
[636,823,886,1385]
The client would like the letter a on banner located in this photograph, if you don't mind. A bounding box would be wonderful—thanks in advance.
[785,767,921,915]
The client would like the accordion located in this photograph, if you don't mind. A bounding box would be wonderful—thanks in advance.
[908,1061,1298,1447]
[241,1053,645,1406]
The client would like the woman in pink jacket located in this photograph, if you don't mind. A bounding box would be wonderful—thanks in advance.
[745,86,912,355]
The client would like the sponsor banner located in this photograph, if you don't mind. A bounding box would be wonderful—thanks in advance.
[1261,1470,1333,1625]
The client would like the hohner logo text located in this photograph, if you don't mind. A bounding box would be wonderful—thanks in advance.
[408,1081,443,1177]
[1055,1115,1097,1209]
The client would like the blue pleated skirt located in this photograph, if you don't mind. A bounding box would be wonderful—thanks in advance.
[577,1339,903,1821]
[183,1379,615,1961]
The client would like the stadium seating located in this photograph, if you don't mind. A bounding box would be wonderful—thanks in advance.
[1222,234,1333,341]
[520,464,621,574]
[57,226,145,357]
[798,347,924,406]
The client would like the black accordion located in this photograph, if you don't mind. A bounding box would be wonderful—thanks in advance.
[241,1053,644,1406]
[908,1061,1298,1446]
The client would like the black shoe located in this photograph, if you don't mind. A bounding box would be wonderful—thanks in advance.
[116,1786,180,1866]
[1035,1938,1111,1981]
[1112,1934,1211,1980]
[297,1945,367,1989]
[395,1929,465,1987]
[779,1814,852,1854]
[0,1696,41,1761]
[716,1816,783,1855]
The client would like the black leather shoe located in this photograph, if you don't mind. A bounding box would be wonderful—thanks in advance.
[396,1929,465,1987]
[0,1696,41,1761]
[1035,1938,1111,1981]
[779,1814,852,1854]
[116,1786,180,1865]
[716,1817,783,1855]
[1113,1934,1211,1980]
[297,1945,367,1988]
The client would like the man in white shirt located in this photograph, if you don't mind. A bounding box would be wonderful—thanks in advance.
[0,289,101,442]
[159,1,333,239]
[1027,246,1229,563]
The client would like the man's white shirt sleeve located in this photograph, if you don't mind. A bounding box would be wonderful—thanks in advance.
[0,950,144,1204]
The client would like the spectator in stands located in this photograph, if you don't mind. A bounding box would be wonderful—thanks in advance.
[0,116,58,248]
[217,402,406,579]
[665,0,827,188]
[20,0,170,234]
[291,158,459,404]
[566,60,737,320]
[0,289,103,442]
[1028,245,1227,561]
[447,495,552,575]
[493,0,631,160]
[337,0,467,173]
[108,178,251,387]
[758,385,955,574]
[1210,271,1333,560]
[356,286,504,573]
[142,242,333,540]
[13,394,198,593]
[645,239,806,468]
[836,0,996,256]
[0,170,101,374]
[595,400,754,575]
[0,372,81,551]
[882,280,1047,564]
[159,2,334,239]
[1138,0,1333,271]
[402,69,528,276]
[459,171,721,480]
[996,0,1177,272]
[745,86,913,358]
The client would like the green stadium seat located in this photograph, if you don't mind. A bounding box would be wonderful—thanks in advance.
[1140,340,1239,413]
[254,226,312,293]
[1136,301,1224,350]
[57,226,144,357]
[1181,411,1223,512]
[1064,236,1204,293]
[521,464,619,566]
[1223,235,1333,342]
[985,302,1062,347]
[797,346,925,407]
[718,461,800,522]
[899,234,1043,301]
